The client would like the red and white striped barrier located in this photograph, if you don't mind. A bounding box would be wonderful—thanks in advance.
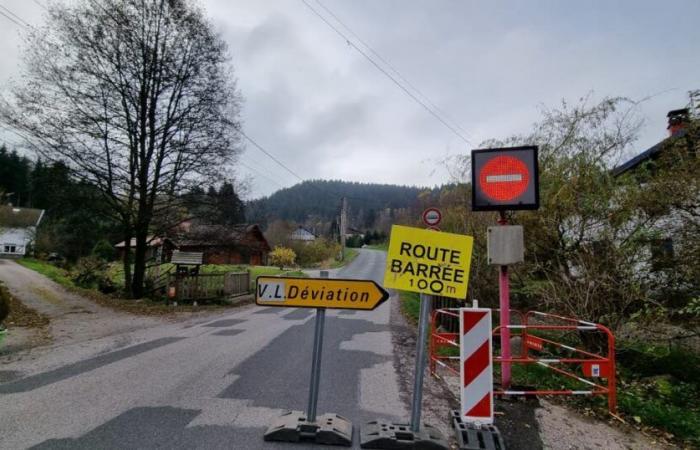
[460,307,493,424]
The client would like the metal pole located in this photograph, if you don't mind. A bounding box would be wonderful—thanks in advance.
[410,293,432,432]
[307,271,328,422]
[498,212,511,389]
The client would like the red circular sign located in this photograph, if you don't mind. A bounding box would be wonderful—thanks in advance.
[422,208,442,226]
[479,156,530,202]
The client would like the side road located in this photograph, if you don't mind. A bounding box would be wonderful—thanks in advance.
[0,259,162,357]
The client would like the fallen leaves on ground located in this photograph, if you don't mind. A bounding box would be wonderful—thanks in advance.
[6,293,50,328]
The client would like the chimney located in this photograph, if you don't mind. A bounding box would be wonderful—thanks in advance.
[667,108,689,136]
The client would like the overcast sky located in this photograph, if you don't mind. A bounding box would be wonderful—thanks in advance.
[1,1,698,198]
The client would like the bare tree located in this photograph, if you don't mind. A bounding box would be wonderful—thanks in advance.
[1,0,242,298]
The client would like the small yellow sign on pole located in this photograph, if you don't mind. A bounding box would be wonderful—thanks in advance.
[384,225,474,299]
[256,276,389,310]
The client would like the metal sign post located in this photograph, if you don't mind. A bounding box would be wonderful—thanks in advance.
[263,271,353,447]
[497,212,511,389]
[307,296,326,422]
[409,293,432,432]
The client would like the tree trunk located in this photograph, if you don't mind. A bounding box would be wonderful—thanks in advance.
[122,230,133,297]
[131,230,149,299]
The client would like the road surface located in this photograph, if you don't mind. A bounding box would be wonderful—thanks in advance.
[0,249,407,449]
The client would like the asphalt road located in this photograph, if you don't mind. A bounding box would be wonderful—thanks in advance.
[0,249,407,449]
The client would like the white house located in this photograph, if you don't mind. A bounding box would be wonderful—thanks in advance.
[290,226,316,242]
[0,205,44,258]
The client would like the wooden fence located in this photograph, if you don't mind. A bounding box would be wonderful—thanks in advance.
[169,272,250,302]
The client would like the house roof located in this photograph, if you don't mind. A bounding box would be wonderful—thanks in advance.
[176,224,271,251]
[290,226,316,240]
[612,130,687,177]
[0,205,44,228]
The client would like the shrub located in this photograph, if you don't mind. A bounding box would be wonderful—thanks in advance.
[71,256,108,288]
[269,246,296,269]
[291,238,341,267]
[92,239,116,261]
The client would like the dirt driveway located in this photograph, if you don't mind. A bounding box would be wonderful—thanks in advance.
[0,259,162,358]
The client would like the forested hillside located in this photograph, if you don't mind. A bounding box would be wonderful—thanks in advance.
[246,180,426,229]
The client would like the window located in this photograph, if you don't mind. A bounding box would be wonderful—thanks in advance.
[3,245,17,254]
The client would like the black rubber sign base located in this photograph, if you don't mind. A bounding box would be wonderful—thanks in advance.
[450,411,506,450]
[360,420,449,449]
[263,411,353,446]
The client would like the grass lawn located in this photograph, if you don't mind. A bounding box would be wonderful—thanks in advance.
[17,258,73,288]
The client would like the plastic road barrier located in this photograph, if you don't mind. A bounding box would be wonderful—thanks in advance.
[430,308,617,415]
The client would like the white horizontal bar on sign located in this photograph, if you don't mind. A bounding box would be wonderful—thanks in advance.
[505,324,597,330]
[536,362,598,387]
[572,391,594,395]
[501,391,527,395]
[437,338,459,347]
[486,174,523,183]
[538,359,561,363]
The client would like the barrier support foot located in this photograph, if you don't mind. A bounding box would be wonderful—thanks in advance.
[360,420,448,449]
[263,411,353,446]
[450,410,506,450]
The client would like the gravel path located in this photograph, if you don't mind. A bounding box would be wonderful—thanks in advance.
[0,259,162,358]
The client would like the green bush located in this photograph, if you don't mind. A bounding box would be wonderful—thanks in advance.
[71,256,108,288]
[617,342,700,384]
[291,238,340,267]
[92,239,116,261]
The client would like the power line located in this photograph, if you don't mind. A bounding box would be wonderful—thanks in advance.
[0,9,25,28]
[239,160,287,190]
[300,0,472,146]
[0,4,30,27]
[312,0,472,141]
[239,129,306,182]
[32,0,48,11]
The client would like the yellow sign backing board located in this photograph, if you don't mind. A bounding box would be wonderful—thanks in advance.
[383,225,474,299]
[256,276,389,310]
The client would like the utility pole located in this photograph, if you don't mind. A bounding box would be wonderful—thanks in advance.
[339,197,347,261]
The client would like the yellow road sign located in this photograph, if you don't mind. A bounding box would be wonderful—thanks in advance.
[384,225,474,299]
[256,276,389,310]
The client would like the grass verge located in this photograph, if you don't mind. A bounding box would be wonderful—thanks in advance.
[399,290,421,325]
[17,258,73,288]
[328,248,360,269]
[18,258,308,316]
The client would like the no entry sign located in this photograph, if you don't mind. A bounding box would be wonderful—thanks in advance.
[471,146,539,211]
[422,208,442,227]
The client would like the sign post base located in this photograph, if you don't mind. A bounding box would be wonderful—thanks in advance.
[264,411,353,447]
[360,420,448,449]
[450,411,506,450]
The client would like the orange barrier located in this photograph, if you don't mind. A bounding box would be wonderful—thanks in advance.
[429,308,617,415]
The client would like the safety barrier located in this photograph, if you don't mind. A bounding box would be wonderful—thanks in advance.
[429,308,617,415]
